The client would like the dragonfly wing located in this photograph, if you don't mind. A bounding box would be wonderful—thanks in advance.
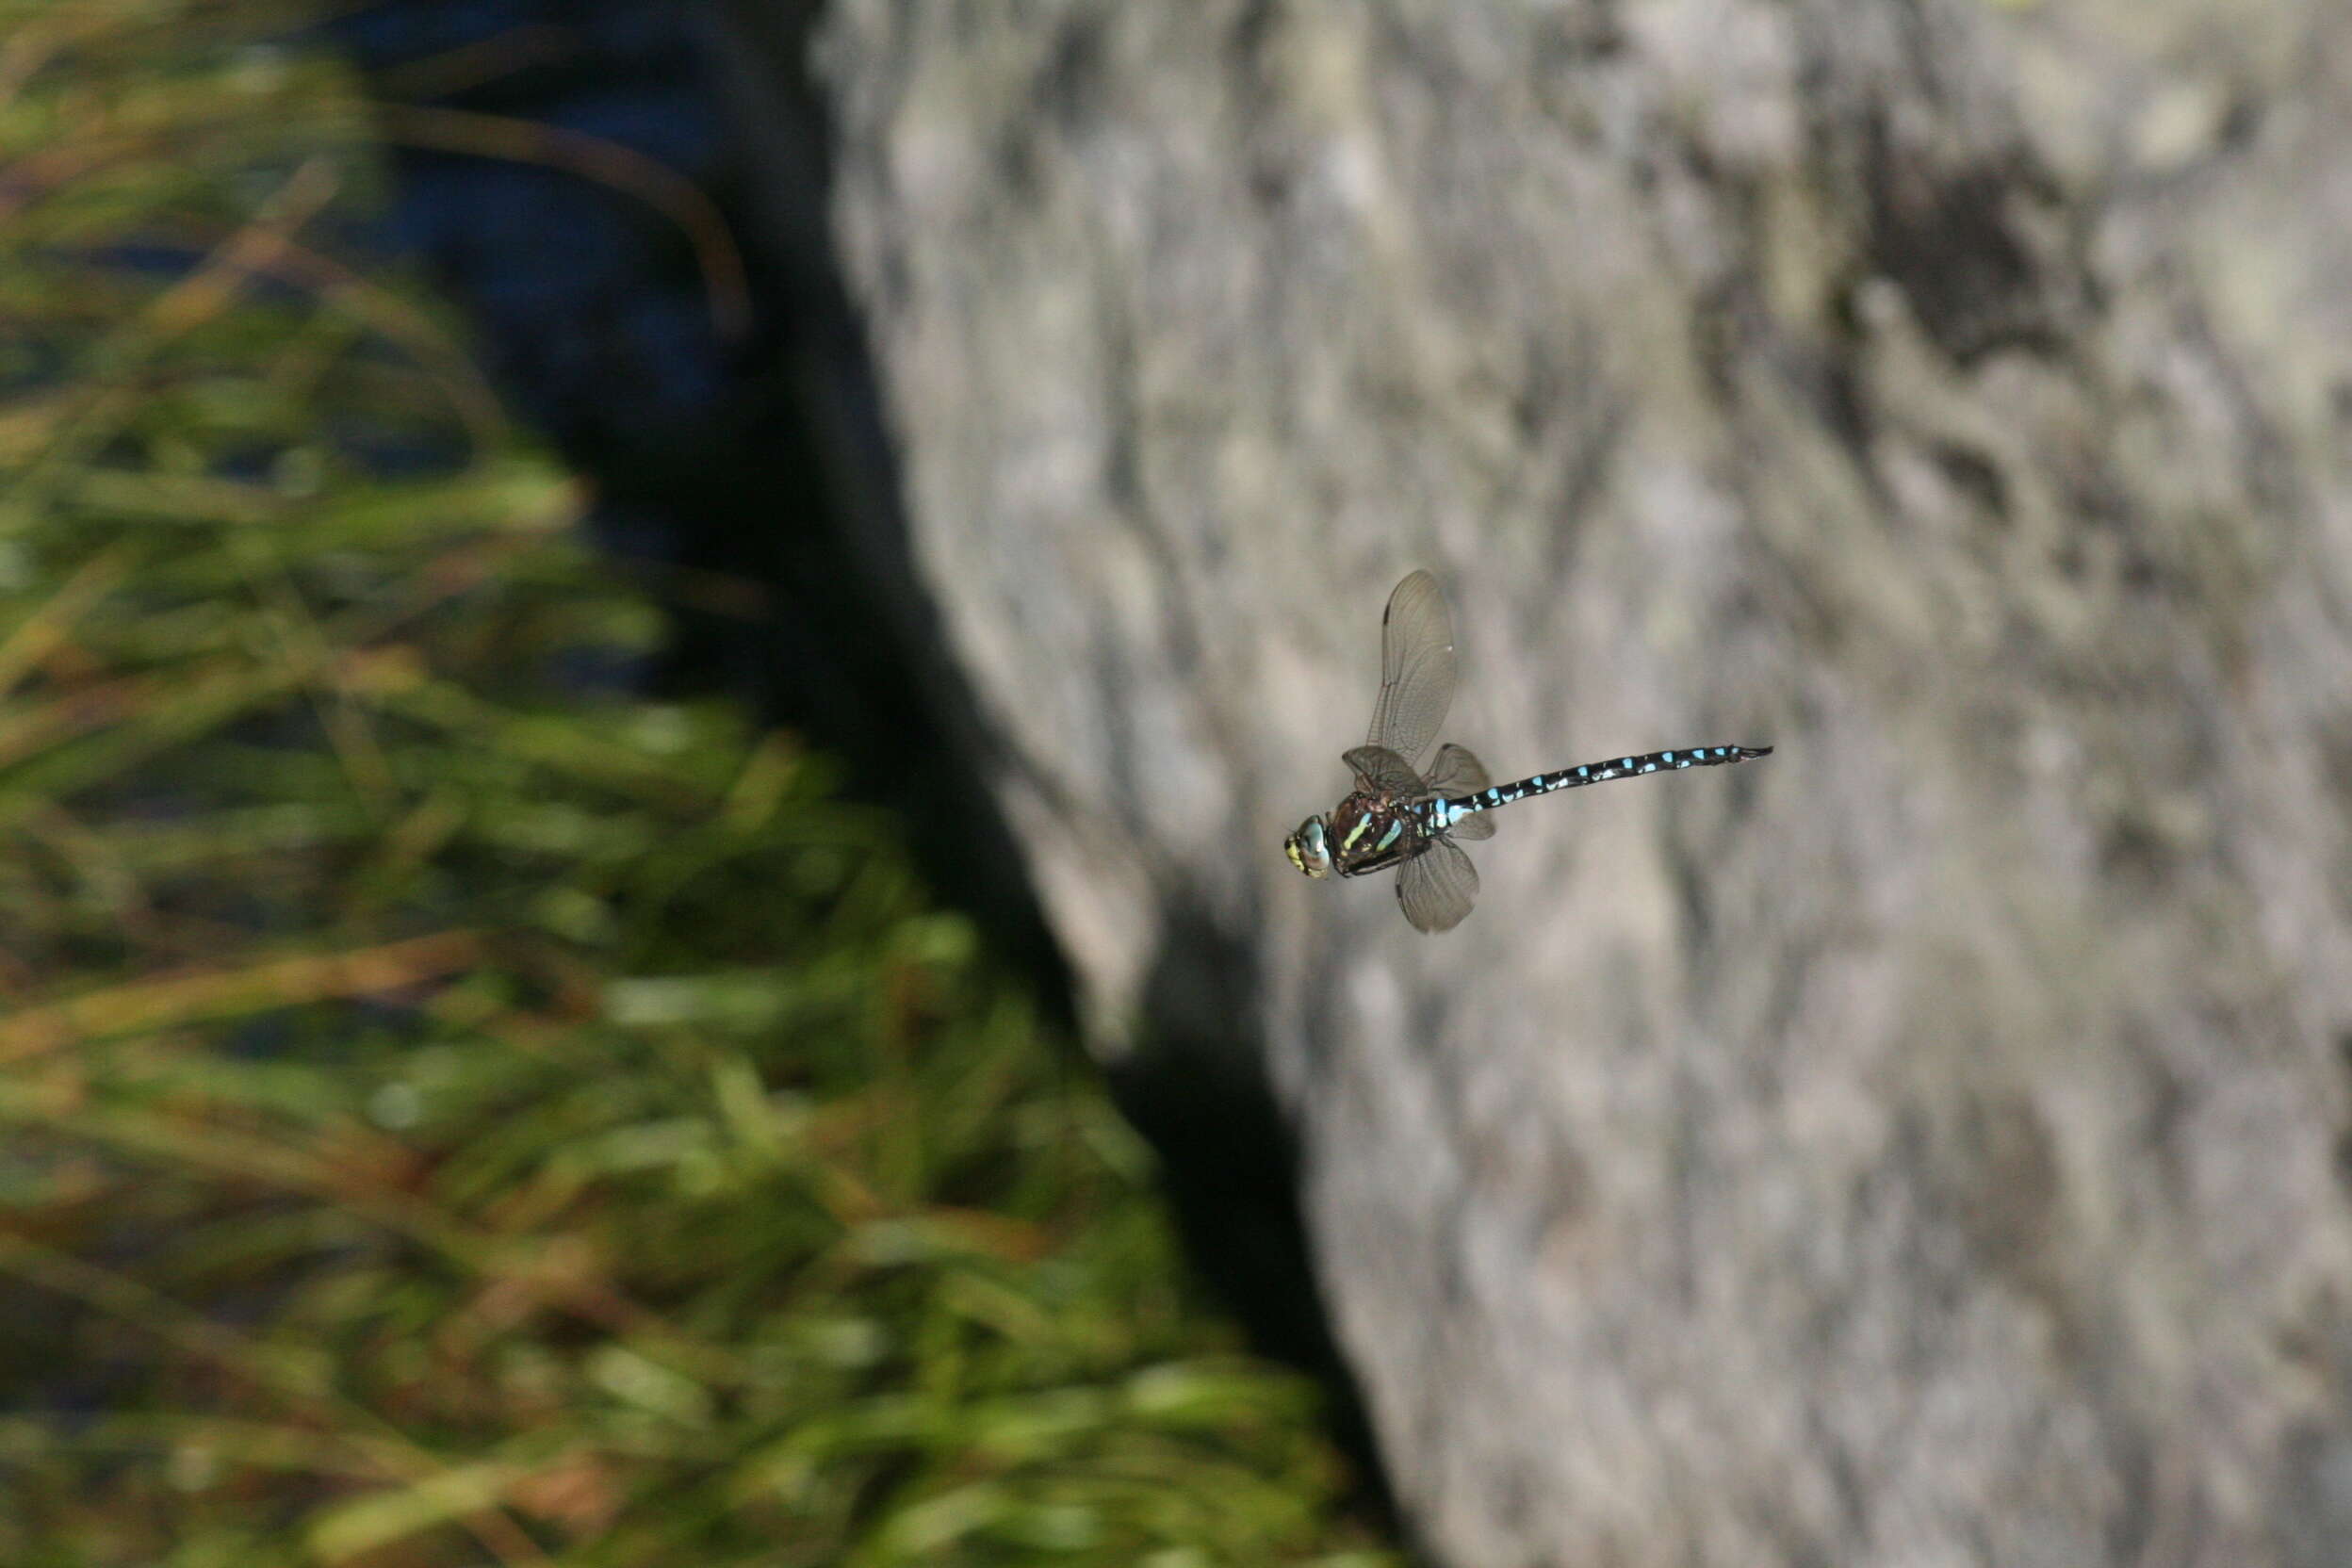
[1444,812,1496,841]
[1396,834,1478,934]
[1420,743,1490,794]
[1365,569,1456,766]
[1343,744,1429,798]
[1422,743,1495,840]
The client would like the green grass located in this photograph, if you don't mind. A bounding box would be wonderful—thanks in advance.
[0,5,1396,1562]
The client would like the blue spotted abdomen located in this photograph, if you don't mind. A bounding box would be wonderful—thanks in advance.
[1426,743,1770,832]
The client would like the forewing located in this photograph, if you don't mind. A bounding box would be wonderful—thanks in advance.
[1422,743,1494,841]
[1396,834,1478,934]
[1365,569,1456,766]
[1343,744,1429,799]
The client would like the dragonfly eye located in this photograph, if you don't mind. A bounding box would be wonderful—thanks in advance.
[1284,816,1332,878]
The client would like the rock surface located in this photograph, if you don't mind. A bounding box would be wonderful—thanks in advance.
[748,1,2352,1561]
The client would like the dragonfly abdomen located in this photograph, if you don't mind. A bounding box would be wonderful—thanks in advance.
[1427,744,1770,831]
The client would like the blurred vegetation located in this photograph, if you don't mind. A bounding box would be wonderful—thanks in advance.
[0,3,1395,1562]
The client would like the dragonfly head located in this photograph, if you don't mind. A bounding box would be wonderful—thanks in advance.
[1284,815,1333,878]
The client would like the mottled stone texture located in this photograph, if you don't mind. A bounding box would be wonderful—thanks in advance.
[757,1,2352,1561]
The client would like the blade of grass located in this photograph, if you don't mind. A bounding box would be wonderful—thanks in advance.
[0,543,136,697]
[0,930,484,1061]
[0,1228,550,1566]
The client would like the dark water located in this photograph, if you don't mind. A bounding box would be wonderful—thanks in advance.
[325,1,1066,963]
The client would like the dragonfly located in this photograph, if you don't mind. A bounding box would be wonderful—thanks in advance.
[1283,569,1771,933]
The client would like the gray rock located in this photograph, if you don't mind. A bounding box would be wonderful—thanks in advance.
[727,1,2352,1561]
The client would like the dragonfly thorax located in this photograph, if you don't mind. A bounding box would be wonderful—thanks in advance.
[1319,791,1429,877]
[1284,815,1333,878]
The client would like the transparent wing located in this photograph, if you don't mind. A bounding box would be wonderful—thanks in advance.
[1365,569,1456,767]
[1420,743,1489,795]
[1343,744,1429,799]
[1421,743,1494,841]
[1396,835,1478,934]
